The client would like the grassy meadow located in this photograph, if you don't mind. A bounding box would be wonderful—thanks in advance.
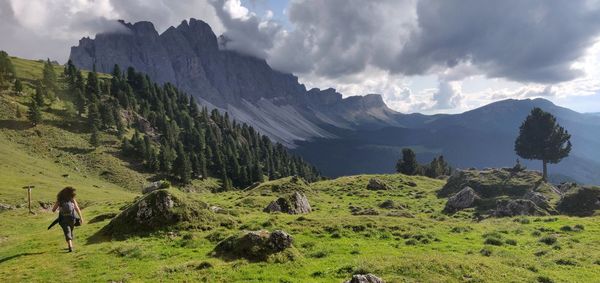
[0,57,599,283]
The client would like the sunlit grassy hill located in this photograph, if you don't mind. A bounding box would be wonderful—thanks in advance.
[0,56,599,283]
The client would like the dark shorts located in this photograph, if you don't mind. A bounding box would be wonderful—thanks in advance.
[59,217,75,241]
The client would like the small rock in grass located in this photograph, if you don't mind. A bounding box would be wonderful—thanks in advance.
[366,178,390,191]
[345,273,384,283]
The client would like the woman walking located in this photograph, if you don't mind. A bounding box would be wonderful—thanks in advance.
[51,187,84,252]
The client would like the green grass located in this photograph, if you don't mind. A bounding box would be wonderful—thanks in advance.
[1,56,599,282]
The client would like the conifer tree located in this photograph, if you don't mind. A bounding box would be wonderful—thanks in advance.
[90,125,100,147]
[42,59,57,91]
[27,99,42,126]
[515,107,571,181]
[74,89,86,116]
[0,51,15,88]
[87,103,101,130]
[14,79,22,94]
[34,83,45,107]
[396,148,419,175]
[174,142,192,184]
[86,67,100,100]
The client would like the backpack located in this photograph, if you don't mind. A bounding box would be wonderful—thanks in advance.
[59,201,75,217]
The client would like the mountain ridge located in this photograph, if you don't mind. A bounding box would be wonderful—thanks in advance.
[70,19,600,184]
[70,18,399,146]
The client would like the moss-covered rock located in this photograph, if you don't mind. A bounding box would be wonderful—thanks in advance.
[557,186,600,216]
[439,168,560,216]
[101,189,231,237]
[263,191,312,214]
[246,176,311,196]
[212,230,298,262]
[439,168,544,198]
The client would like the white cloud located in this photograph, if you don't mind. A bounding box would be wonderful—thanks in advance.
[0,0,223,61]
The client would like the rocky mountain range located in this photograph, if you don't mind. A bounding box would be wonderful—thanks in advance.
[70,19,399,146]
[70,19,600,185]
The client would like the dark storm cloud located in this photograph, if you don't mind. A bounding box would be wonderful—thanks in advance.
[246,0,600,84]
[393,0,600,83]
[268,0,416,77]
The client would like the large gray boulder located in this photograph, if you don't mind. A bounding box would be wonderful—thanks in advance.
[345,274,385,283]
[523,191,551,209]
[444,187,479,213]
[264,191,311,214]
[493,199,547,217]
[367,178,390,191]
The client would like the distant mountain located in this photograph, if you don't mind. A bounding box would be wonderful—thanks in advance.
[70,19,399,146]
[70,19,600,185]
[294,98,600,185]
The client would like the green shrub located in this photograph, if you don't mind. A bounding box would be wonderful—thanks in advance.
[480,248,492,256]
[539,236,557,245]
[559,225,572,232]
[310,250,330,258]
[537,276,554,283]
[484,237,503,246]
[505,239,517,246]
[555,259,577,266]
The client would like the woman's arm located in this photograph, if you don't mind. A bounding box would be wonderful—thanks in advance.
[52,201,59,212]
[73,199,84,224]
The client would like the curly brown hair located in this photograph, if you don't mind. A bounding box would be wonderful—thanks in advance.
[57,186,76,203]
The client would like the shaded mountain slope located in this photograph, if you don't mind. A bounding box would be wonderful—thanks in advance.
[296,98,600,185]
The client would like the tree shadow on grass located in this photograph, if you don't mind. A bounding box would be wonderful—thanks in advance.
[0,119,31,130]
[0,252,44,264]
[46,119,88,134]
[57,146,94,155]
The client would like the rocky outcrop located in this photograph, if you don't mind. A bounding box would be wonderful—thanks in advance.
[444,187,479,213]
[557,186,600,216]
[345,274,385,283]
[523,191,551,209]
[142,180,170,194]
[70,19,399,146]
[492,199,547,217]
[367,178,390,191]
[439,168,545,198]
[0,203,14,212]
[264,192,311,214]
[439,168,563,217]
[213,230,295,261]
[102,189,222,236]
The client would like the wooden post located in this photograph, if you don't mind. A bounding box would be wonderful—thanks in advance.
[22,185,35,214]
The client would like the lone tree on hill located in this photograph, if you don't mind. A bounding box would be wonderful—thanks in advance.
[515,107,571,181]
[396,148,419,175]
